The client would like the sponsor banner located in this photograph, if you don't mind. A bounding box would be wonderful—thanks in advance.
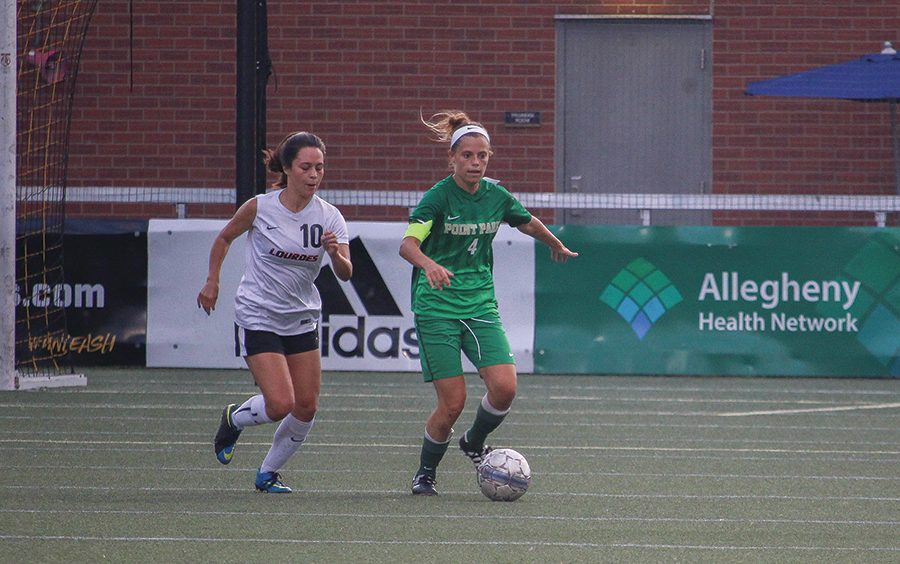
[16,232,147,366]
[535,226,900,377]
[147,220,535,372]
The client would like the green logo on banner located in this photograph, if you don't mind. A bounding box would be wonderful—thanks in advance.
[831,235,900,376]
[599,258,683,340]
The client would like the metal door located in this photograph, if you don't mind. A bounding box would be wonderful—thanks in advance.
[556,17,712,225]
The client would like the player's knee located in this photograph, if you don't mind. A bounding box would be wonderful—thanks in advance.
[490,384,517,410]
[266,396,294,421]
[442,398,466,422]
[293,396,318,420]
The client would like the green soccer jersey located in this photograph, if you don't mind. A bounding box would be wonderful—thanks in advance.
[408,175,532,318]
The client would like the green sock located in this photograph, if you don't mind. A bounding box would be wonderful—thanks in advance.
[417,434,450,477]
[464,402,508,451]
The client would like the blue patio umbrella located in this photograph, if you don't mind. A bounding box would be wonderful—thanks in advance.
[745,43,900,194]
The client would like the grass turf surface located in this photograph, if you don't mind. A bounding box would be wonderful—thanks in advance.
[1,368,898,562]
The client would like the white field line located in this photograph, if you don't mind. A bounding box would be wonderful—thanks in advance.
[0,534,898,552]
[0,439,900,456]
[101,377,900,397]
[1,413,896,433]
[0,484,898,501]
[0,508,897,527]
[1,464,898,482]
[3,445,896,464]
[11,388,896,408]
[717,402,900,417]
[547,395,879,405]
[1,402,898,419]
[3,429,898,449]
[0,438,898,456]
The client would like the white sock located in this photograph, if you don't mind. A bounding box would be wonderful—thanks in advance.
[481,393,511,416]
[259,414,315,473]
[231,394,273,430]
[424,428,453,445]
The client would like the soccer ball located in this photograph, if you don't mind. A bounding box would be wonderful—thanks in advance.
[476,448,532,501]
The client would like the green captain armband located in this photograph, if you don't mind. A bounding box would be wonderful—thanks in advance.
[404,220,433,242]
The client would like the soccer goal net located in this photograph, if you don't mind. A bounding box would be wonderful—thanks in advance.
[1,0,98,390]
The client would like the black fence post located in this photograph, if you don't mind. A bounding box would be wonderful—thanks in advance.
[235,0,271,208]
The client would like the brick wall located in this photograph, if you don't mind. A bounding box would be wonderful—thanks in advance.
[714,2,900,209]
[67,1,235,218]
[63,1,898,224]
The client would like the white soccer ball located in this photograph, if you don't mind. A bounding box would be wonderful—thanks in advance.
[476,448,532,501]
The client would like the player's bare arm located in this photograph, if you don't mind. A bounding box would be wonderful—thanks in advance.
[399,236,454,290]
[515,216,578,263]
[323,231,352,281]
[197,198,258,315]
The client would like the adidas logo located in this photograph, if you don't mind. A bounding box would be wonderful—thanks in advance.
[600,258,683,340]
[315,237,418,359]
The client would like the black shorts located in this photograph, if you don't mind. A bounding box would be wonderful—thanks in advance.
[234,324,319,357]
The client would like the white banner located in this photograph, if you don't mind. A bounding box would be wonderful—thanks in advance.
[147,220,535,372]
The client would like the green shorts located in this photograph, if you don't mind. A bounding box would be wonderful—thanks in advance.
[414,312,515,382]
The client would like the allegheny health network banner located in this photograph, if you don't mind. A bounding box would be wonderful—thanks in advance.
[535,225,900,377]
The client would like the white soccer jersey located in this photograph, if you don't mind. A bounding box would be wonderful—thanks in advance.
[234,190,348,335]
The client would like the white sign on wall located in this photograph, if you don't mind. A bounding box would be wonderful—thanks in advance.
[147,220,535,373]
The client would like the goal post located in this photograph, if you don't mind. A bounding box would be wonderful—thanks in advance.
[1,0,15,390]
[7,0,97,390]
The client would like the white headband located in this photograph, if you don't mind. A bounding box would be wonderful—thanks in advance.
[450,124,490,147]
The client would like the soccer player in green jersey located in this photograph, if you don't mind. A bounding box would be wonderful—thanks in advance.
[400,111,578,496]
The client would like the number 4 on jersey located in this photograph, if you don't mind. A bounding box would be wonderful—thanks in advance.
[467,239,478,255]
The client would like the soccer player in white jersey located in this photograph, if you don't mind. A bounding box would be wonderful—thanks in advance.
[197,131,352,493]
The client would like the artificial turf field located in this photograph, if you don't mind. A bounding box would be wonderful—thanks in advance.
[1,367,898,563]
